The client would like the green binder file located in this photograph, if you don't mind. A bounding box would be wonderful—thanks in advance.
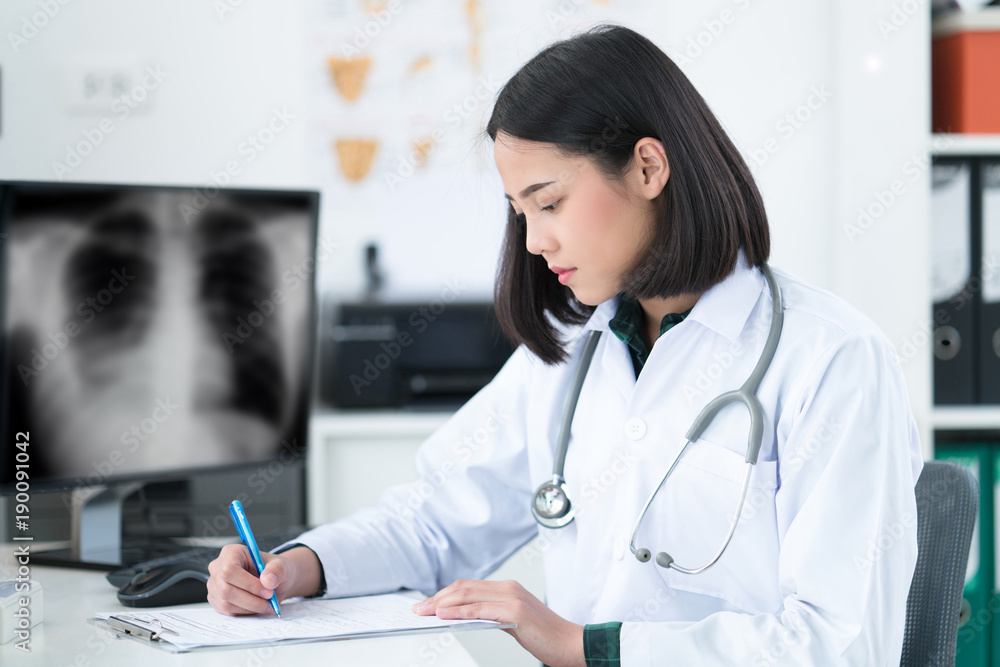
[936,443,992,667]
[993,448,1000,667]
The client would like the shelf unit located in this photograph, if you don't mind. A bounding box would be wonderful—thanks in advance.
[930,133,1000,437]
[934,406,1000,431]
[933,134,1000,157]
[928,8,1000,664]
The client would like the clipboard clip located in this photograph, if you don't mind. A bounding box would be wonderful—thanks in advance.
[107,614,178,642]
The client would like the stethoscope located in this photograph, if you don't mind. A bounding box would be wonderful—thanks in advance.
[531,263,782,575]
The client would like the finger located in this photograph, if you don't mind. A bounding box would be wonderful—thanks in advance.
[413,580,508,615]
[434,600,511,623]
[207,584,274,616]
[258,553,288,593]
[211,544,276,599]
[207,543,245,576]
[411,579,470,614]
[436,580,513,607]
[206,575,270,616]
[207,590,245,616]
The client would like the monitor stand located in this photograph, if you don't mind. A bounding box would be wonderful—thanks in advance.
[32,484,195,571]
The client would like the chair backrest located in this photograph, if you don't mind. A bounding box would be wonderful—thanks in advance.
[900,459,979,667]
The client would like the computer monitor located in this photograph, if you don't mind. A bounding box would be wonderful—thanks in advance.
[0,181,320,568]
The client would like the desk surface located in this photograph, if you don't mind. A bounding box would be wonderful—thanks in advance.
[0,544,481,666]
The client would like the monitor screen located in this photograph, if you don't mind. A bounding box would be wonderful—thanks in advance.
[0,181,320,494]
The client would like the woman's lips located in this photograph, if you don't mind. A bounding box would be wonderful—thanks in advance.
[550,266,577,285]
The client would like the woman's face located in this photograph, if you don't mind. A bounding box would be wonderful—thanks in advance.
[492,131,662,306]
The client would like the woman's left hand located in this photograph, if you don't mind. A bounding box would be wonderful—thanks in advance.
[412,579,585,667]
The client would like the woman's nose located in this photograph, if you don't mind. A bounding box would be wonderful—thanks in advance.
[524,217,556,256]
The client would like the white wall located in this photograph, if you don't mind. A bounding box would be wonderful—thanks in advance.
[831,1,932,455]
[0,1,309,183]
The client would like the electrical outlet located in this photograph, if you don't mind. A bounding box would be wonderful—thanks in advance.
[61,61,156,116]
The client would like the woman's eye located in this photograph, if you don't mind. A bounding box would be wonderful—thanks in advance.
[539,201,559,213]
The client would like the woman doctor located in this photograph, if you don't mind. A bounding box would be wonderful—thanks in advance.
[207,25,924,667]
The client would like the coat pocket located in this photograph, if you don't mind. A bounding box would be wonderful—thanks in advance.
[635,437,783,615]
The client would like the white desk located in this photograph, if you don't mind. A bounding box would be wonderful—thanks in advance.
[0,544,481,666]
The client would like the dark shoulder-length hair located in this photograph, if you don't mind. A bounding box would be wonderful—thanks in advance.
[485,24,769,365]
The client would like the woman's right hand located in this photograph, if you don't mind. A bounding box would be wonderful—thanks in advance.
[207,544,322,616]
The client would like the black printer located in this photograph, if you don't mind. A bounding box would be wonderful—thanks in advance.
[318,299,516,409]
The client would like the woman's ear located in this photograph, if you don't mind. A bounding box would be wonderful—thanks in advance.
[632,137,670,200]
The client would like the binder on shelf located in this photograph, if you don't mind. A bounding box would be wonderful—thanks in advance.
[979,159,1000,404]
[994,447,1000,667]
[936,443,992,667]
[932,158,978,405]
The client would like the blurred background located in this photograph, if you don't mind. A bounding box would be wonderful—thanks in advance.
[1,0,999,664]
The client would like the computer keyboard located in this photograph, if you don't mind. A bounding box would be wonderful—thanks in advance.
[105,524,311,589]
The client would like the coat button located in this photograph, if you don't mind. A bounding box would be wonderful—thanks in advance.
[625,418,647,440]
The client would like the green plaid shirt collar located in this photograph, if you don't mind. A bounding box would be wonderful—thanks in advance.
[608,294,693,376]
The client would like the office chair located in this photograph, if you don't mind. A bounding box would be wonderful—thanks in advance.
[900,460,979,667]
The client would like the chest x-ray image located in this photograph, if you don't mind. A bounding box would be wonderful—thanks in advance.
[0,184,317,485]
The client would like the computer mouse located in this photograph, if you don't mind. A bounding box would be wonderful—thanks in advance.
[116,563,210,607]
[106,567,136,589]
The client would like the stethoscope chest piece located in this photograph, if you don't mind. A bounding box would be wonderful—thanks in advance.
[531,477,574,528]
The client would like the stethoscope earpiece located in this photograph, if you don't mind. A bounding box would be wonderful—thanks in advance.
[655,552,674,569]
[632,548,674,570]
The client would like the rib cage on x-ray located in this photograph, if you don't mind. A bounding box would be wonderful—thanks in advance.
[8,191,310,480]
[64,209,159,386]
[195,208,286,426]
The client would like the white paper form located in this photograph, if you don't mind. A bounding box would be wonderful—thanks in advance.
[95,592,506,651]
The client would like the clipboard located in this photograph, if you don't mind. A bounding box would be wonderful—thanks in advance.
[91,614,186,653]
[87,592,515,654]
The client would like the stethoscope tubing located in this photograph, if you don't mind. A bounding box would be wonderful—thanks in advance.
[554,329,602,475]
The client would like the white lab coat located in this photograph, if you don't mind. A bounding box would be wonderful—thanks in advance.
[288,250,924,666]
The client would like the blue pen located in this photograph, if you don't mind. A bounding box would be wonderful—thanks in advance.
[229,500,281,617]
